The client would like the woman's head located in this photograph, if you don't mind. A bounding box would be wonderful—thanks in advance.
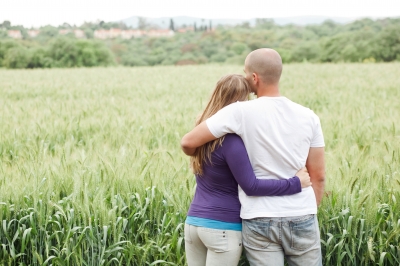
[196,74,251,125]
[191,74,251,175]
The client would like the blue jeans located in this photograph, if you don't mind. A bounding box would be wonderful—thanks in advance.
[242,214,322,266]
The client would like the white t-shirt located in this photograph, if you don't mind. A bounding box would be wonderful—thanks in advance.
[206,96,325,218]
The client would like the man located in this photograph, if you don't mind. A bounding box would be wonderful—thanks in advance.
[181,48,325,266]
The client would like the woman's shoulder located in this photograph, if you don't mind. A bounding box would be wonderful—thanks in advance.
[219,134,248,159]
[222,134,244,145]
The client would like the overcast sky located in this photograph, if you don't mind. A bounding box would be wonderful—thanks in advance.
[1,0,399,28]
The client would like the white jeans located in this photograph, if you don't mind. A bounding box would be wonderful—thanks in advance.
[184,223,243,266]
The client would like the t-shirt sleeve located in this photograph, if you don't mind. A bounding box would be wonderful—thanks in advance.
[222,135,301,196]
[206,102,242,138]
[310,115,325,147]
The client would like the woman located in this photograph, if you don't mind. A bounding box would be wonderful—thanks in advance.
[184,74,311,266]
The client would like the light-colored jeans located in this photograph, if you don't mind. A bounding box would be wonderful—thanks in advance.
[242,214,322,266]
[184,223,243,266]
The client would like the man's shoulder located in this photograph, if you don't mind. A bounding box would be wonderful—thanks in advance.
[224,97,320,120]
[242,97,317,115]
[283,98,319,117]
[219,101,244,111]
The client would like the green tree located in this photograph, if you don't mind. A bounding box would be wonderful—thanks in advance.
[3,47,31,68]
[340,44,359,62]
[91,42,115,66]
[291,42,320,62]
[210,52,227,63]
[0,29,7,38]
[169,18,175,31]
[38,25,59,38]
[46,37,114,67]
[1,20,11,29]
[28,47,53,68]
[255,18,275,29]
[319,33,350,62]
[372,25,400,61]
[275,48,292,63]
[47,37,78,67]
[76,40,98,66]
[138,17,150,30]
[0,40,20,66]
[124,56,149,66]
[230,42,248,55]
[83,28,94,39]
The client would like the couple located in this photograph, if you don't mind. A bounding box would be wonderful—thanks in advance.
[181,48,325,266]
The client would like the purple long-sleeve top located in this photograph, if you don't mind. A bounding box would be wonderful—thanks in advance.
[187,134,301,223]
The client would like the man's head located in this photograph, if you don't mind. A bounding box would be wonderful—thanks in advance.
[244,48,282,95]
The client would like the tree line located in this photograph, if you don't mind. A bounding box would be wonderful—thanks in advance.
[0,17,399,69]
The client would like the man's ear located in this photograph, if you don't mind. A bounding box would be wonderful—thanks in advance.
[252,73,259,85]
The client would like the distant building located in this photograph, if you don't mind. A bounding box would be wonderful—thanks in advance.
[177,27,194,33]
[6,27,175,40]
[94,28,123,39]
[59,29,71,35]
[94,28,174,39]
[93,29,109,39]
[121,29,144,39]
[59,29,86,38]
[8,30,22,39]
[27,30,40,38]
[146,29,174,37]
[73,29,85,38]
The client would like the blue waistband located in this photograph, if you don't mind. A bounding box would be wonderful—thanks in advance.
[186,216,242,231]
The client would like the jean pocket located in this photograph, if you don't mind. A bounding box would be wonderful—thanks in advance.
[198,227,229,253]
[242,220,271,249]
[290,215,318,251]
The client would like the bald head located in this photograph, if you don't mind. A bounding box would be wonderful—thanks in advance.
[245,48,282,85]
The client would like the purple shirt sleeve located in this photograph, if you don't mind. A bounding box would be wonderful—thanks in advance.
[221,134,301,196]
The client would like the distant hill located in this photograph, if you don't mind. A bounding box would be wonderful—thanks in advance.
[273,16,355,25]
[120,15,356,29]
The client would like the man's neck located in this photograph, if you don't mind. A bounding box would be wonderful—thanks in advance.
[256,85,281,97]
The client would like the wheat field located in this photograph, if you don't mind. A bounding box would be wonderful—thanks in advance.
[0,64,399,265]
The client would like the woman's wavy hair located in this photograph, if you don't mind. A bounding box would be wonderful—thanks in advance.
[190,74,251,175]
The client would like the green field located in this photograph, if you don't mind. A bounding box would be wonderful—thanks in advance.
[0,64,400,265]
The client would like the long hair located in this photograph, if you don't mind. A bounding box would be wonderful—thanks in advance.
[190,74,251,175]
